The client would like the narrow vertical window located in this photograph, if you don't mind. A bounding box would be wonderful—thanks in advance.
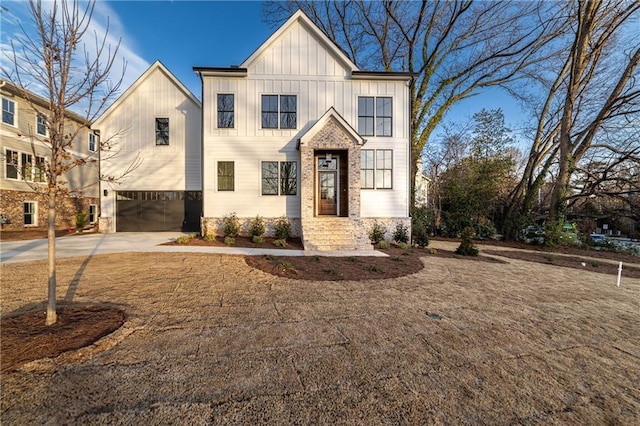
[89,204,97,223]
[23,202,37,226]
[376,150,393,189]
[34,156,46,182]
[280,95,297,129]
[36,113,47,136]
[5,149,18,179]
[155,118,169,145]
[376,97,392,136]
[21,153,33,181]
[261,161,279,195]
[360,150,375,189]
[2,98,15,125]
[261,95,278,129]
[217,94,234,128]
[280,161,297,195]
[217,161,234,191]
[89,132,97,152]
[357,97,374,136]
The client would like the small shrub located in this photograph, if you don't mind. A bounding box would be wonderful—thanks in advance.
[75,210,87,232]
[347,256,359,263]
[176,234,194,244]
[397,242,408,250]
[392,256,405,263]
[274,216,291,241]
[369,222,387,244]
[252,235,265,243]
[323,268,339,275]
[277,262,293,271]
[393,223,409,244]
[222,212,240,237]
[427,247,438,255]
[411,206,431,247]
[248,215,266,238]
[224,236,235,246]
[474,222,497,240]
[366,265,385,274]
[308,255,321,262]
[378,240,390,249]
[455,227,479,256]
[265,254,275,261]
[273,238,288,248]
[203,234,216,243]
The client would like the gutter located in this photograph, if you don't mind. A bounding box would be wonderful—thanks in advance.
[196,69,205,232]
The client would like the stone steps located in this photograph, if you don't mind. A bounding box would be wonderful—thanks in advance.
[301,218,373,251]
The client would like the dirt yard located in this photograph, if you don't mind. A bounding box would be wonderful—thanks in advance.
[1,239,639,424]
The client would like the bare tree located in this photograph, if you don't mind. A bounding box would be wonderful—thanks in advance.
[263,0,566,205]
[504,0,640,238]
[2,0,125,325]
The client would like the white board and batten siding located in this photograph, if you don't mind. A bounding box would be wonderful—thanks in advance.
[94,62,202,220]
[202,15,411,219]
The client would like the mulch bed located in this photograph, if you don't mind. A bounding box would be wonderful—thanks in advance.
[164,236,305,250]
[484,249,640,278]
[244,246,506,281]
[1,305,126,373]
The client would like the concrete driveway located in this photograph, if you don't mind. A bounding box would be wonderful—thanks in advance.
[0,232,386,264]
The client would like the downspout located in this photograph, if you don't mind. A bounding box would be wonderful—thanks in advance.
[197,70,204,235]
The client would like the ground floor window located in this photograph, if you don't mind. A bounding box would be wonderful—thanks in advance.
[23,201,37,226]
[89,204,97,223]
[361,149,392,189]
[217,161,234,191]
[261,161,297,195]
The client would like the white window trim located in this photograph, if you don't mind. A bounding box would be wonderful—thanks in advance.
[259,93,298,130]
[5,148,19,180]
[155,117,170,146]
[2,97,18,127]
[88,204,97,223]
[23,201,38,227]
[216,92,236,129]
[88,132,97,152]
[216,160,235,192]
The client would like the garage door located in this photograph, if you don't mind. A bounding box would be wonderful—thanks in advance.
[116,191,202,232]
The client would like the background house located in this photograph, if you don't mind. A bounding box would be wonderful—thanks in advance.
[0,80,99,230]
[195,10,412,250]
[94,61,202,233]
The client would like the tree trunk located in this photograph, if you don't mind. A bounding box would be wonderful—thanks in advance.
[46,188,57,325]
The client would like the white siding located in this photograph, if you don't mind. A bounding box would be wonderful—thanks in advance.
[203,19,410,220]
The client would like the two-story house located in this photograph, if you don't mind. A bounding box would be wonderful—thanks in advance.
[0,80,99,230]
[95,10,412,250]
[195,10,412,250]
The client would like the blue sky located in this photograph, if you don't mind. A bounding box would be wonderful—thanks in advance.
[1,0,527,137]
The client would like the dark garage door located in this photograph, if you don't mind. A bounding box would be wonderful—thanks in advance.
[116,191,202,232]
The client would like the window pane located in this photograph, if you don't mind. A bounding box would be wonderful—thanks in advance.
[360,150,375,189]
[376,150,392,189]
[2,99,15,125]
[34,156,46,182]
[89,133,96,152]
[376,97,392,117]
[5,149,18,179]
[280,96,297,129]
[217,94,234,128]
[23,202,35,225]
[217,161,234,191]
[280,161,297,195]
[376,98,392,136]
[21,153,32,181]
[261,95,278,128]
[261,161,279,195]
[377,117,392,137]
[155,118,169,145]
[37,114,47,135]
[358,97,374,136]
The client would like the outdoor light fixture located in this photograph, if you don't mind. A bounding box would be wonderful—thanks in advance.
[103,189,108,197]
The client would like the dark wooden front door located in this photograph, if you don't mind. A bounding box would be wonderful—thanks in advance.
[318,171,337,215]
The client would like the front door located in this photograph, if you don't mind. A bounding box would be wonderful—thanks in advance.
[318,171,337,215]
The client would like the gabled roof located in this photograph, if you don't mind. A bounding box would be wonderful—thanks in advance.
[240,10,359,72]
[94,60,201,126]
[299,107,366,147]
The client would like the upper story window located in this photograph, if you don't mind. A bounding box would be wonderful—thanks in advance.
[36,113,47,136]
[21,153,33,181]
[5,149,18,179]
[358,96,392,137]
[261,95,297,129]
[217,94,234,128]
[89,132,97,152]
[2,98,16,126]
[155,118,169,145]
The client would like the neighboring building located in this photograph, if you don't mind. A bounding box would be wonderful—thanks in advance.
[415,158,430,208]
[93,61,202,232]
[0,79,99,230]
[194,10,412,250]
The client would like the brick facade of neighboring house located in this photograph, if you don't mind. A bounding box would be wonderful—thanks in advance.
[1,80,99,231]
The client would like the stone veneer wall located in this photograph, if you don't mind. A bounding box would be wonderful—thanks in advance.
[299,118,361,220]
[0,190,97,230]
[201,217,302,238]
[359,217,412,243]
